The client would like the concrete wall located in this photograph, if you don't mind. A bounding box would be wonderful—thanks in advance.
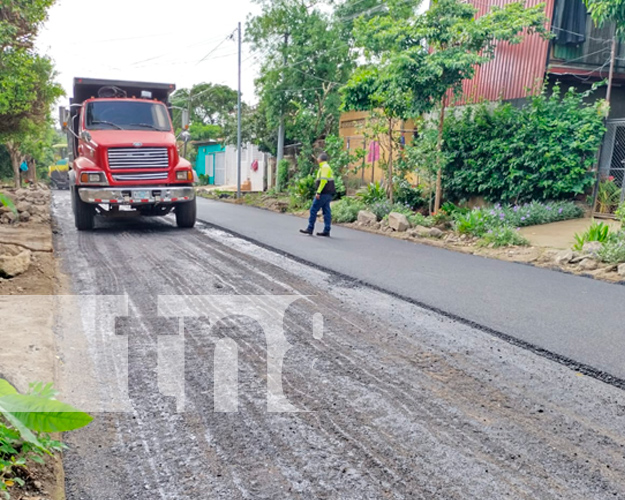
[223,143,268,191]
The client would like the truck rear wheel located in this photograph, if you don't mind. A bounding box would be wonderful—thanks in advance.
[72,187,95,231]
[175,199,196,228]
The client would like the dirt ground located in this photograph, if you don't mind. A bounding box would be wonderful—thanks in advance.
[519,217,622,249]
[0,195,64,500]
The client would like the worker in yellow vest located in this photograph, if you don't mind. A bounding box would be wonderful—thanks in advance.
[300,152,335,237]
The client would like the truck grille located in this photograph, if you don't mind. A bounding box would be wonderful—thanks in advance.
[113,172,169,181]
[108,147,169,169]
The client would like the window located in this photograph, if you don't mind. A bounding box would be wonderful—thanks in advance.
[85,101,171,131]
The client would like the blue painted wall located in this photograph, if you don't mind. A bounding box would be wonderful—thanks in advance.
[195,143,225,184]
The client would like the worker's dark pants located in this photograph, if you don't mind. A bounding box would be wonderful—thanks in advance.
[307,194,332,234]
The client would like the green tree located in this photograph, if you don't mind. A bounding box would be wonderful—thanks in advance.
[246,0,352,178]
[171,83,238,129]
[584,0,625,38]
[342,0,548,211]
[0,0,63,187]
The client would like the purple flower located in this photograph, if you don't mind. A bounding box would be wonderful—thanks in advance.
[513,206,519,212]
[488,229,493,234]
[489,210,495,216]
[546,206,551,210]
[558,208,563,214]
[521,216,526,221]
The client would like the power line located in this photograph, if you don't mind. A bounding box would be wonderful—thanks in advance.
[556,47,611,65]
[129,33,237,66]
[553,56,613,83]
[196,29,237,65]
[551,26,614,45]
[290,66,343,85]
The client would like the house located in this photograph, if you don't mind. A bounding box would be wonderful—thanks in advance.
[458,0,625,116]
[193,140,270,191]
[195,140,225,185]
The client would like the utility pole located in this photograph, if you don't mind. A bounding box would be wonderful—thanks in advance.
[185,90,191,158]
[237,21,242,199]
[276,32,288,169]
[182,106,190,158]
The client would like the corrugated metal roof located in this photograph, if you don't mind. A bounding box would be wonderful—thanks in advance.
[455,0,554,104]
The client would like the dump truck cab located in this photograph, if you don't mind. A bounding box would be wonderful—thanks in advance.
[61,77,196,230]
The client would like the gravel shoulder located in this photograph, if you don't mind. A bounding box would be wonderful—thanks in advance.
[0,187,66,500]
[50,191,625,500]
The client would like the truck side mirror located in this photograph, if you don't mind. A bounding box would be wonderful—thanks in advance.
[59,106,69,131]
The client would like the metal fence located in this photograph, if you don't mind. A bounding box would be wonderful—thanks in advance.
[596,118,625,215]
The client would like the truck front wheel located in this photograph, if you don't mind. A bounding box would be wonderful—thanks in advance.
[175,199,196,228]
[72,187,95,231]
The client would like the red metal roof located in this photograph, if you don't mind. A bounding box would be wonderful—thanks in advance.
[454,0,554,105]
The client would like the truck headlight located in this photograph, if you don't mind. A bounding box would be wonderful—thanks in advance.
[176,170,193,181]
[80,172,106,184]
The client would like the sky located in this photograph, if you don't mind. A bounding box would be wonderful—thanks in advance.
[36,0,262,108]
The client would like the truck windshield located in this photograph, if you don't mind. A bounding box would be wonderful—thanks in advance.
[85,101,171,131]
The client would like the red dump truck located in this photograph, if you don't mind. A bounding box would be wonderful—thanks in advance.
[61,77,196,230]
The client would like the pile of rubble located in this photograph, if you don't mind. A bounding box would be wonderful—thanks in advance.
[0,184,53,279]
[0,244,31,279]
[355,210,447,239]
[0,184,51,225]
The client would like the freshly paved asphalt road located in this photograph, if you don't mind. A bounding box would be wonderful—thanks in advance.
[197,198,625,381]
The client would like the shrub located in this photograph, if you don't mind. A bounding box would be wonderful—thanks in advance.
[439,84,606,203]
[454,201,582,237]
[334,174,346,200]
[288,175,316,209]
[440,201,469,218]
[498,201,583,227]
[453,209,495,237]
[382,203,414,219]
[408,213,434,227]
[453,200,582,244]
[0,193,16,216]
[331,197,365,223]
[393,178,425,210]
[614,201,625,225]
[479,227,529,248]
[277,159,290,192]
[573,221,611,251]
[597,233,625,263]
[357,181,386,205]
[368,200,393,221]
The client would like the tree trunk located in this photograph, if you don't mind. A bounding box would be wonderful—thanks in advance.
[434,97,447,214]
[6,141,23,189]
[361,140,366,186]
[30,159,37,184]
[388,117,394,204]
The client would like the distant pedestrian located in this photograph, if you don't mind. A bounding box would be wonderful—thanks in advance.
[300,152,335,237]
